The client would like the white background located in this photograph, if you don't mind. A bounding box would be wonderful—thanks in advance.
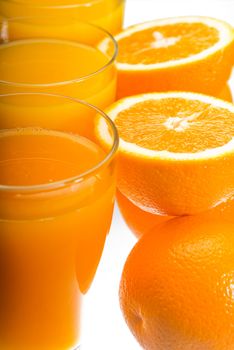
[83,1,234,349]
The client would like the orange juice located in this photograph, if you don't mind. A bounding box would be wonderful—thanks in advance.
[0,38,117,110]
[0,0,125,35]
[0,31,117,137]
[0,127,116,350]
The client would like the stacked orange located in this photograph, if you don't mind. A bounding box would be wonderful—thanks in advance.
[108,92,234,350]
[98,15,234,350]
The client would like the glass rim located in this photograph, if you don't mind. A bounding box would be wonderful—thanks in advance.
[0,92,119,193]
[0,0,125,10]
[0,18,118,88]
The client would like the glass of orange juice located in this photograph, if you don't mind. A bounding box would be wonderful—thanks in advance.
[0,0,125,35]
[0,92,118,350]
[0,18,117,116]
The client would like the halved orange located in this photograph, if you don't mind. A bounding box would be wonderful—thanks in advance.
[106,17,234,98]
[97,92,234,216]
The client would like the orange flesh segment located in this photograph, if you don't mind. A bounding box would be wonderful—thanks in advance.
[117,23,219,64]
[115,98,234,153]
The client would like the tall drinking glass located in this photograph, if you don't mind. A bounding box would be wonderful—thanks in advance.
[0,18,117,116]
[0,93,119,350]
[0,0,125,35]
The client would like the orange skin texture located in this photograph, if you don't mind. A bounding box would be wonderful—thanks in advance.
[117,42,234,99]
[117,145,234,216]
[117,189,234,239]
[117,190,172,238]
[119,216,234,350]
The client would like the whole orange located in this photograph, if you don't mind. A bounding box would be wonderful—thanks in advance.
[119,216,234,350]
